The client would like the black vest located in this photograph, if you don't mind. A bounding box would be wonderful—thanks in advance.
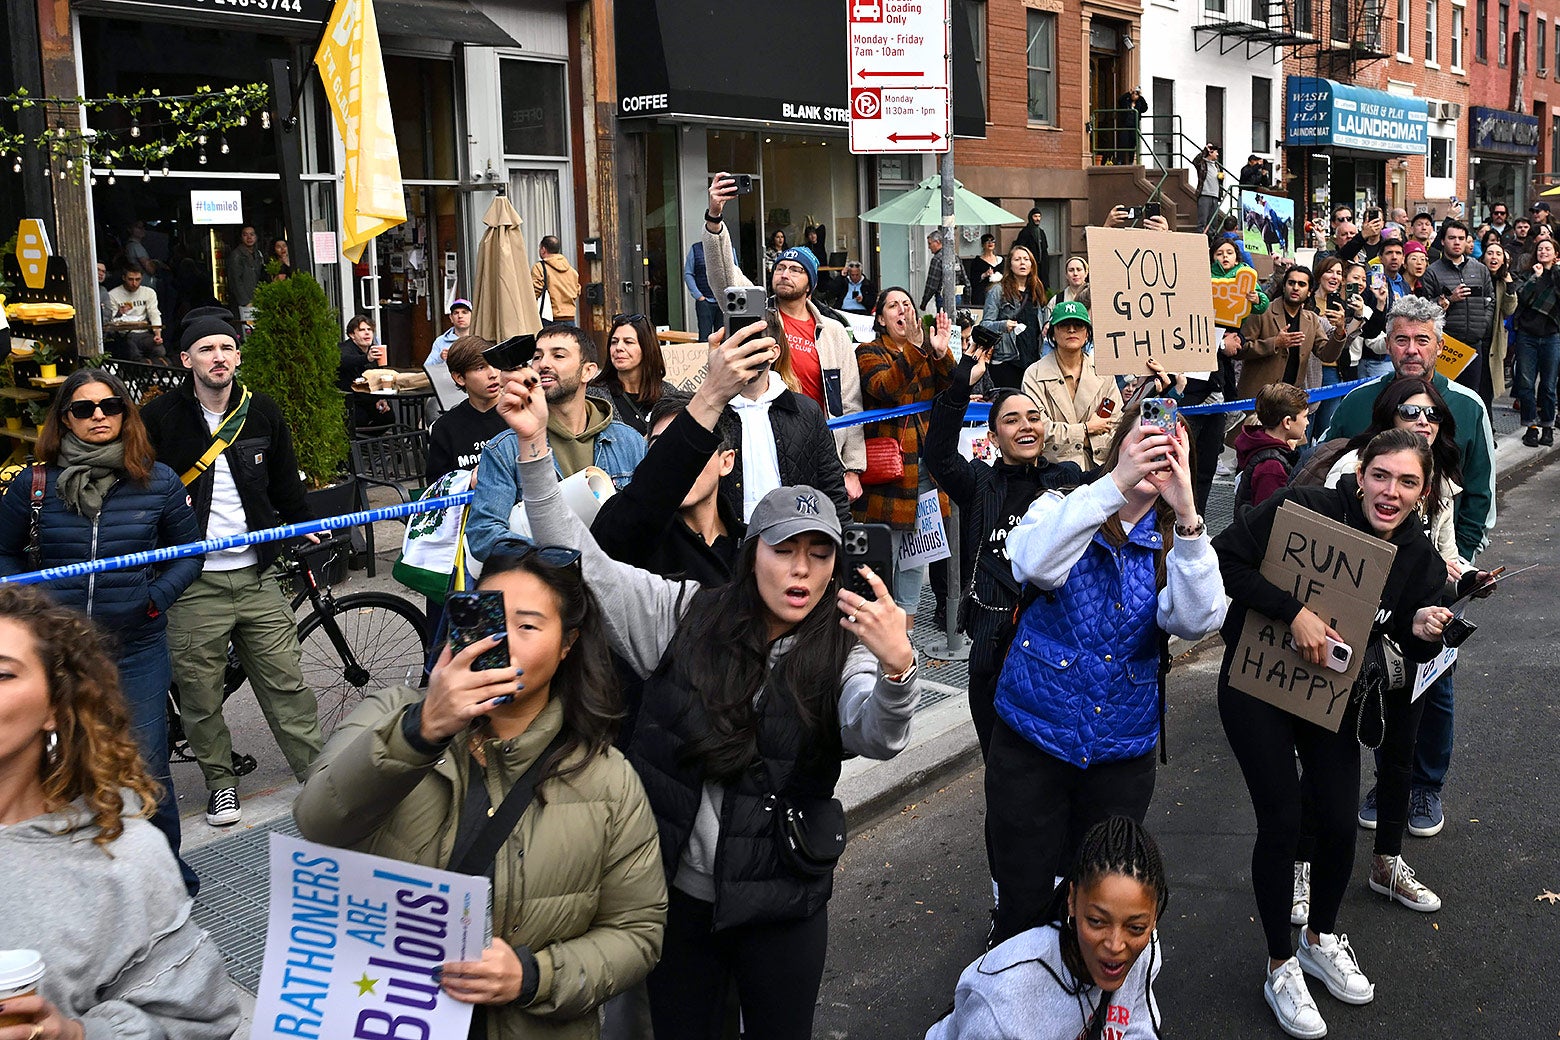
[628,630,844,931]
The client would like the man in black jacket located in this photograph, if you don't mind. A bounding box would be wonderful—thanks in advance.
[141,311,321,827]
[1417,220,1495,398]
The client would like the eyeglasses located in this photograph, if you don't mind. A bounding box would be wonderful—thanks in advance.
[486,540,583,573]
[1396,404,1443,423]
[611,313,646,325]
[66,397,126,420]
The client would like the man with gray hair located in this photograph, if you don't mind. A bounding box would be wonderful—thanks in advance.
[1323,292,1495,845]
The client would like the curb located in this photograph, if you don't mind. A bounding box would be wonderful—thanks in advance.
[839,681,982,831]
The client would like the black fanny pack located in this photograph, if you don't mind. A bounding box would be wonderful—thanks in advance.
[754,760,846,879]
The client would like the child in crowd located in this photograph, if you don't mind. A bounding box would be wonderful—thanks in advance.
[425,333,506,484]
[1233,382,1309,511]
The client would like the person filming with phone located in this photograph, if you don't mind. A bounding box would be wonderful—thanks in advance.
[984,404,1225,949]
[494,354,921,1040]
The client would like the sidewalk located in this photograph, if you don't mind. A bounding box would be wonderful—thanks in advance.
[187,401,1552,1014]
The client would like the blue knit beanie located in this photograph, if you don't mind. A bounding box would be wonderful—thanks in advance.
[773,247,818,291]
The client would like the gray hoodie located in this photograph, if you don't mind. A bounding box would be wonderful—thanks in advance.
[0,797,241,1040]
[926,924,1161,1040]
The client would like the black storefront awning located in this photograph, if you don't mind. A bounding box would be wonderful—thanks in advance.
[617,0,985,136]
[376,0,519,48]
[73,0,517,46]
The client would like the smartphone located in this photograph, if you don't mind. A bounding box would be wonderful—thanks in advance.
[1369,266,1386,291]
[1122,205,1142,221]
[1365,207,1382,222]
[483,334,537,372]
[727,173,753,196]
[1143,201,1162,219]
[445,591,511,676]
[1345,284,1360,303]
[1323,636,1353,673]
[842,523,894,603]
[723,285,768,341]
[1140,397,1178,432]
[1327,291,1345,313]
[1095,396,1118,420]
[970,324,1001,350]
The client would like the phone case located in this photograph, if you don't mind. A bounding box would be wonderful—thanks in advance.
[842,524,894,603]
[445,592,511,671]
[1140,398,1178,432]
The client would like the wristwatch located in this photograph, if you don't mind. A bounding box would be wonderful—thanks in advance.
[1174,516,1207,538]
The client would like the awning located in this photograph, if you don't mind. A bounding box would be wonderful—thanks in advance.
[616,0,985,136]
[376,0,518,47]
[1284,76,1428,155]
[1470,106,1540,156]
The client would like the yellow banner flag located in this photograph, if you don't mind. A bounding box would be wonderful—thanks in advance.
[315,0,405,264]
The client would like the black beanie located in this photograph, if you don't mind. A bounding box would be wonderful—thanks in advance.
[179,307,239,354]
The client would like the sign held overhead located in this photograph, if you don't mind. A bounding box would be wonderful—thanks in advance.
[848,0,951,155]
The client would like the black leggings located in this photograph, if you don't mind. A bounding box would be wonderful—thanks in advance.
[1219,681,1361,960]
[985,718,1157,947]
[647,887,829,1040]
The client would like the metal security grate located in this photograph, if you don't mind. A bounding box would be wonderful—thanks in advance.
[187,815,300,993]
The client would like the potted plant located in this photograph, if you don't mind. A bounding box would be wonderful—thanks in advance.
[25,401,49,435]
[34,343,59,380]
[1,399,19,432]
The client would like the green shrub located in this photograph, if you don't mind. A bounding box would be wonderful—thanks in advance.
[241,271,348,487]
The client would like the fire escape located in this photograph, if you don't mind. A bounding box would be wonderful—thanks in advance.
[1192,0,1388,75]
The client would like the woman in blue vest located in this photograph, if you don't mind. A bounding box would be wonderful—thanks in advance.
[497,345,921,1040]
[985,413,1225,948]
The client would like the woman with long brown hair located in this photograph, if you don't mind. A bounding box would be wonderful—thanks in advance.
[0,367,203,893]
[594,313,668,434]
[0,584,240,1040]
[981,245,1048,389]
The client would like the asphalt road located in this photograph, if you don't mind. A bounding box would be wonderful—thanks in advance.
[817,460,1560,1039]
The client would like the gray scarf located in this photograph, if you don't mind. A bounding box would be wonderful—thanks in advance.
[56,434,125,520]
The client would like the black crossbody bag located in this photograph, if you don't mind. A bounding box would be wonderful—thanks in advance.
[752,759,846,879]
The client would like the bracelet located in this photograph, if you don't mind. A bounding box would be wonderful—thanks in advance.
[883,655,919,685]
[704,211,723,225]
[1174,516,1206,538]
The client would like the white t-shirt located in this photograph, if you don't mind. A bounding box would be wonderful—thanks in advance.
[728,371,788,522]
[201,404,259,571]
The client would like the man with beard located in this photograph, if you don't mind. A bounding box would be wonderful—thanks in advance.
[466,324,646,560]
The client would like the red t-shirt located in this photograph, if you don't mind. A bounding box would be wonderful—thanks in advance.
[780,310,825,408]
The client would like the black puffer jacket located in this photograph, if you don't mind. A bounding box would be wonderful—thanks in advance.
[718,386,850,524]
[140,380,313,570]
[0,462,202,643]
[1418,255,1496,347]
[921,358,1083,675]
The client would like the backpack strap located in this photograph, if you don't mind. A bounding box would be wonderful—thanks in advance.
[180,386,252,486]
[26,465,46,569]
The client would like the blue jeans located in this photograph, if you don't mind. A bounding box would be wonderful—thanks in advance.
[1311,365,1341,444]
[694,298,721,340]
[1514,330,1560,426]
[1358,355,1395,382]
[1410,667,1455,793]
[121,634,199,896]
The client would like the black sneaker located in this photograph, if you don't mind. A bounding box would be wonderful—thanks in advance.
[1523,426,1541,447]
[205,787,241,827]
[1543,427,1556,447]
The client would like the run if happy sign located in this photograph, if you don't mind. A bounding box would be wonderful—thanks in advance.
[1084,226,1218,378]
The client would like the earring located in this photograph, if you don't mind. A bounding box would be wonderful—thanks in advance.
[44,729,61,769]
[1355,484,1365,500]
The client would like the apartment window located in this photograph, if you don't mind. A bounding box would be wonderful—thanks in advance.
[1206,86,1226,152]
[1521,11,1530,68]
[1332,0,1351,39]
[1397,0,1412,54]
[1499,1,1509,65]
[1428,136,1455,179]
[1363,0,1384,48]
[1453,4,1466,67]
[1476,0,1488,60]
[1293,0,1314,34]
[1026,10,1057,124]
[970,0,989,110]
[1252,76,1272,152]
[1541,17,1549,73]
[1426,0,1439,60]
[1207,0,1228,14]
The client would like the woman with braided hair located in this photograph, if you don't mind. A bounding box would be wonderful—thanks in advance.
[928,816,1168,1040]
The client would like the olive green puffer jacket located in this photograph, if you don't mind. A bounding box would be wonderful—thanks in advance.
[294,687,666,1040]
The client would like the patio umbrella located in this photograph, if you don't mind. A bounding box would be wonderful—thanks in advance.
[858,175,1030,227]
[472,191,543,343]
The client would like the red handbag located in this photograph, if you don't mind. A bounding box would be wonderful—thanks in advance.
[860,434,904,486]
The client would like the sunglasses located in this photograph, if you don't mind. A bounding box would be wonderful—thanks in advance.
[486,540,583,573]
[1396,404,1443,423]
[611,313,646,325]
[67,397,126,420]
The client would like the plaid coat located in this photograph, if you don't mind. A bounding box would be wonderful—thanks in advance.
[853,336,955,529]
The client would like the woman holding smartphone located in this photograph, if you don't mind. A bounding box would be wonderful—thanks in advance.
[984,414,1225,948]
[496,325,921,1040]
[294,544,667,1039]
[1212,428,1450,1039]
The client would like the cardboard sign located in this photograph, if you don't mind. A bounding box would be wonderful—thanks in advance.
[1212,265,1260,328]
[1084,227,1219,378]
[1227,501,1397,731]
[663,343,710,393]
[1435,333,1477,379]
[250,833,489,1040]
[897,488,951,568]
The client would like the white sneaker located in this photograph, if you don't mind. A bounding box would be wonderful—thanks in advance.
[1369,854,1442,912]
[1298,930,1375,1005]
[1291,861,1312,926]
[1264,957,1327,1039]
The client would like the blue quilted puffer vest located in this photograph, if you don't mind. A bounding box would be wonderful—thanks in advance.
[995,511,1164,767]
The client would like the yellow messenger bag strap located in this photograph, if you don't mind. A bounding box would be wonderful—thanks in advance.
[180,386,252,487]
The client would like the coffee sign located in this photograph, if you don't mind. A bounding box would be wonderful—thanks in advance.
[1085,227,1219,378]
[1227,502,1397,731]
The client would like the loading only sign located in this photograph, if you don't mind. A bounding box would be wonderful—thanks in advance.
[848,0,951,154]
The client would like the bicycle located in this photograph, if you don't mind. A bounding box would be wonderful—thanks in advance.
[168,538,430,766]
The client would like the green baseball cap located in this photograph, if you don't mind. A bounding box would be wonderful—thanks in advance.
[1050,300,1091,327]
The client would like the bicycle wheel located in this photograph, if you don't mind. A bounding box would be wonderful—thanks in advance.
[297,593,429,738]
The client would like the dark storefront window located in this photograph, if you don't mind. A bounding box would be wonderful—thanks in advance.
[499,59,568,158]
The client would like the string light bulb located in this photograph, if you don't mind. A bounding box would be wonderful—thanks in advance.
[260,111,271,129]
[107,172,115,185]
[130,118,140,138]
[220,136,230,155]
[142,169,151,182]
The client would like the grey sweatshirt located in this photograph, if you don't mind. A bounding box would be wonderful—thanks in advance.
[925,924,1162,1040]
[0,797,242,1040]
[516,453,919,897]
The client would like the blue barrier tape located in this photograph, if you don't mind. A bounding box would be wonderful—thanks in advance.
[0,492,475,587]
[1178,375,1375,416]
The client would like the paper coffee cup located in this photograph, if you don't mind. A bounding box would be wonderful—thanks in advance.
[0,949,45,1026]
[559,466,615,527]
